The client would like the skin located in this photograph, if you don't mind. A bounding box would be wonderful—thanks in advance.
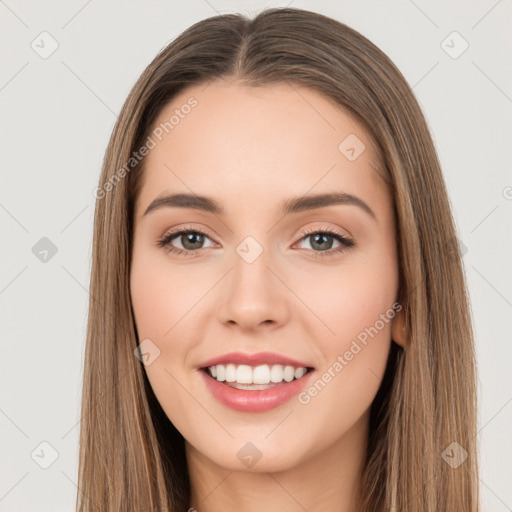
[130,80,406,512]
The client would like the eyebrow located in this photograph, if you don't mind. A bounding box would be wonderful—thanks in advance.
[143,192,376,220]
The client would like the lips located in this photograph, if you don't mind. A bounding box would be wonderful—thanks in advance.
[200,367,315,412]
[198,352,315,413]
[198,351,314,369]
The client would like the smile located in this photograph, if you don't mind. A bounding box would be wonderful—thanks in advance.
[200,363,315,412]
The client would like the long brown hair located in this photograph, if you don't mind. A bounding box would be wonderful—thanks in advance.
[78,7,479,511]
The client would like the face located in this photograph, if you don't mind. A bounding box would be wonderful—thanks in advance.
[130,80,404,473]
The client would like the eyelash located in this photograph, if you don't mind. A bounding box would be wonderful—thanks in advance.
[156,225,355,259]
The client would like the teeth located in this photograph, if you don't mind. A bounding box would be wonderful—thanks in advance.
[253,364,270,384]
[216,364,226,382]
[237,364,253,384]
[225,364,236,382]
[295,367,306,379]
[207,363,309,385]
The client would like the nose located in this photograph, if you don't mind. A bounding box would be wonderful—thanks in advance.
[217,244,290,332]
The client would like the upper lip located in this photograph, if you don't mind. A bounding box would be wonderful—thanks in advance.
[198,351,314,369]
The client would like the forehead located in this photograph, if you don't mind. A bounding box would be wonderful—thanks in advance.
[135,80,387,219]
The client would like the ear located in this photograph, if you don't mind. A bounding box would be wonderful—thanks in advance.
[391,307,407,348]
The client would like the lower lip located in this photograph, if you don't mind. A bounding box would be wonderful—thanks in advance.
[199,369,314,412]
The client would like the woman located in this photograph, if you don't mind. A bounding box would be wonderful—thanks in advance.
[79,7,479,511]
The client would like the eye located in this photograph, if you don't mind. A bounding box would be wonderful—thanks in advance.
[294,226,355,259]
[156,226,216,257]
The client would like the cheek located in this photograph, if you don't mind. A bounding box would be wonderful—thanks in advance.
[130,255,200,434]
[293,245,398,407]
[292,270,396,447]
[129,249,212,416]
[130,247,206,341]
[298,254,398,345]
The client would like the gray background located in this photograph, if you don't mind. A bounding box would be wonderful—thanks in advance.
[1,1,511,510]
